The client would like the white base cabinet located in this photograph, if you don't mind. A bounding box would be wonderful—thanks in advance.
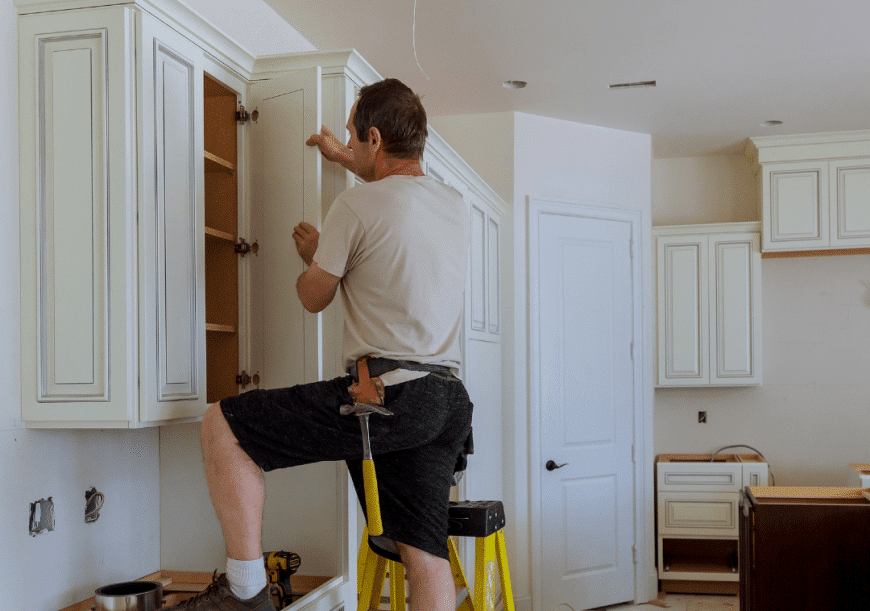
[748,131,870,252]
[656,454,768,594]
[654,223,762,387]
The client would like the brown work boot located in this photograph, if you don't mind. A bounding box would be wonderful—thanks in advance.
[163,571,276,611]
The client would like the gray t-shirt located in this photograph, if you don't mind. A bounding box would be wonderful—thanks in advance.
[314,175,469,374]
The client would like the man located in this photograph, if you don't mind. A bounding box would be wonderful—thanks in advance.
[166,78,472,611]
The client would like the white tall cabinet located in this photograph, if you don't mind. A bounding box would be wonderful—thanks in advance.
[18,0,505,608]
[655,223,762,387]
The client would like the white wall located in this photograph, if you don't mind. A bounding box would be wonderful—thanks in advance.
[652,156,870,486]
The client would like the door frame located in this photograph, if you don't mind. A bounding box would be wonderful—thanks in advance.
[528,196,653,608]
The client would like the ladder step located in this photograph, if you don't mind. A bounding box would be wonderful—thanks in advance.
[447,500,506,538]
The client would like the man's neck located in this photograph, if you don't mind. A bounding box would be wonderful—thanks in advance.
[372,156,425,181]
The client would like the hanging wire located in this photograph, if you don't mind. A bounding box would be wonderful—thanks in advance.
[413,0,431,79]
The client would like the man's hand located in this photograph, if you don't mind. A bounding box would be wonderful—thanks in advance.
[307,126,354,172]
[293,221,319,266]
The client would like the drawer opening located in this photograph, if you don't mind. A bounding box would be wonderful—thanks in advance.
[660,538,738,576]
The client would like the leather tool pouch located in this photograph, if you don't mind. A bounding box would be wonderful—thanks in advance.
[350,356,385,405]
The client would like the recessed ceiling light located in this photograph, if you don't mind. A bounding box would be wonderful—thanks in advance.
[761,120,784,127]
[502,80,527,89]
[608,80,656,89]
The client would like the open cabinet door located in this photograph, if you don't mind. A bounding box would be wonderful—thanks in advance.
[248,67,322,389]
[247,67,350,597]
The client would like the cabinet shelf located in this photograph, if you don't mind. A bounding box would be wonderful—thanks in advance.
[206,323,236,333]
[205,226,236,242]
[204,150,236,173]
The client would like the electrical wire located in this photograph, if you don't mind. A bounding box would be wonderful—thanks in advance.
[710,444,775,485]
[413,0,431,79]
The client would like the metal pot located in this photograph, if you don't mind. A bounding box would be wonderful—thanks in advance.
[93,581,163,611]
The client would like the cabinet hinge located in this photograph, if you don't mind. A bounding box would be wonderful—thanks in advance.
[236,371,260,389]
[235,237,259,257]
[235,104,259,124]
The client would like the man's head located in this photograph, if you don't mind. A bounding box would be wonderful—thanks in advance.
[351,78,428,161]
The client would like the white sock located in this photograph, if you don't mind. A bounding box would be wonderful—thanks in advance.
[226,556,268,600]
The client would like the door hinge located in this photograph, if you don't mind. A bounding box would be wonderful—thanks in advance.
[236,371,260,389]
[632,545,638,564]
[629,238,634,259]
[630,341,634,361]
[631,444,636,463]
[235,237,259,257]
[235,104,259,124]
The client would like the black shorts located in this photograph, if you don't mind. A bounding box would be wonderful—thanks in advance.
[219,362,473,562]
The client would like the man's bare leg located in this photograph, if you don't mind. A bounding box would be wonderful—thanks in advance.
[201,402,265,561]
[397,542,455,611]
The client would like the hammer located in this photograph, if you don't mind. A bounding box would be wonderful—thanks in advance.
[340,401,393,536]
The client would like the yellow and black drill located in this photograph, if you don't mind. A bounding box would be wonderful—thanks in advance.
[263,551,301,608]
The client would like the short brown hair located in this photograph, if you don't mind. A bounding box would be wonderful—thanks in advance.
[353,78,428,160]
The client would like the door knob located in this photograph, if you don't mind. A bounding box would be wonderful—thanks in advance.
[545,460,568,471]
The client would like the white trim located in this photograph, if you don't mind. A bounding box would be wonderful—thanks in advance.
[527,196,651,609]
[653,221,761,235]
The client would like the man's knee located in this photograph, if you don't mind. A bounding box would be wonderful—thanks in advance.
[201,401,233,446]
[397,542,448,574]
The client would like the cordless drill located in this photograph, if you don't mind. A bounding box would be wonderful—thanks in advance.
[263,551,301,608]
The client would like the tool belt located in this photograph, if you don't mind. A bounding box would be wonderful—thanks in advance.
[348,356,456,406]
[349,357,454,380]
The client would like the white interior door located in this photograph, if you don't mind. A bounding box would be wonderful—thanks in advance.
[530,202,636,610]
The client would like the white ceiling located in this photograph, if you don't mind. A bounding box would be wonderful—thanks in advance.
[248,0,869,159]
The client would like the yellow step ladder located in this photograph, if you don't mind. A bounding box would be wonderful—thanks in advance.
[356,500,515,611]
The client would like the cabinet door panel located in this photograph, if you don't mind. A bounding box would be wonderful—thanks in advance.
[711,235,759,383]
[487,215,500,335]
[657,236,708,385]
[658,492,739,537]
[248,67,322,387]
[830,159,870,246]
[20,7,136,424]
[39,34,109,400]
[469,202,487,334]
[138,14,206,422]
[764,162,828,249]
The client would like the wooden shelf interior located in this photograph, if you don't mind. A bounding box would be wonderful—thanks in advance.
[660,538,739,576]
[204,73,240,404]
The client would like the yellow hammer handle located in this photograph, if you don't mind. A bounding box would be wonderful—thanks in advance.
[363,458,383,536]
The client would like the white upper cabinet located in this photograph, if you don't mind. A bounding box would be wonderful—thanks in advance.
[19,5,210,427]
[655,223,762,387]
[748,131,870,252]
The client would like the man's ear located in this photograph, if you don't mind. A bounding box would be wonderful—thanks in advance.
[368,126,382,154]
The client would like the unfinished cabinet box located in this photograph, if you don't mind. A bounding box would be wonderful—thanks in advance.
[747,131,870,253]
[656,454,768,595]
[654,223,762,387]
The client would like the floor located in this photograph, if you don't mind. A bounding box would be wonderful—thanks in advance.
[602,593,738,611]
